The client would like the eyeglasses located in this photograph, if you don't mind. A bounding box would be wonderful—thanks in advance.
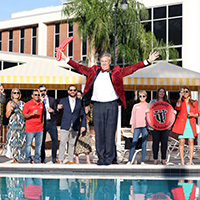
[40,89,46,92]
[13,92,20,94]
[69,89,77,92]
[139,95,146,98]
[184,91,189,93]
[34,94,40,96]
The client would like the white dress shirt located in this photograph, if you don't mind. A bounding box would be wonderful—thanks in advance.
[91,71,118,102]
[44,95,51,120]
[69,96,76,112]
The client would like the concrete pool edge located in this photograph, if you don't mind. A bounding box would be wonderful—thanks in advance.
[0,163,200,176]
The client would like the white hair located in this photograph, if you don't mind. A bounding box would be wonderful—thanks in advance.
[100,52,111,61]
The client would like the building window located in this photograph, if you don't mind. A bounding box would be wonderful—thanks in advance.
[68,23,73,58]
[32,27,37,55]
[20,28,25,53]
[54,23,60,57]
[9,30,13,52]
[142,4,182,66]
[81,37,87,63]
[0,32,1,51]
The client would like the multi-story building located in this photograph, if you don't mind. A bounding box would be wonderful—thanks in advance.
[0,5,88,98]
[0,0,199,100]
[139,0,200,73]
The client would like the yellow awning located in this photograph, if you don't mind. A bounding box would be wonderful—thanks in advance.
[123,62,200,91]
[0,59,86,89]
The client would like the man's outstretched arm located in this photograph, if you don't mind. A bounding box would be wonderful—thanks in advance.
[122,51,159,77]
[61,51,91,76]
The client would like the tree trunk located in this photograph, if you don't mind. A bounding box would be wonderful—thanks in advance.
[88,39,98,67]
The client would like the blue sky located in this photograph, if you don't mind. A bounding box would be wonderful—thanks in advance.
[0,0,62,20]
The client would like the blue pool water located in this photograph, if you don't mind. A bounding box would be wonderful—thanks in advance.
[0,176,199,199]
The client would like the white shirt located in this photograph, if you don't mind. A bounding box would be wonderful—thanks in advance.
[69,96,76,112]
[44,95,51,120]
[91,71,118,102]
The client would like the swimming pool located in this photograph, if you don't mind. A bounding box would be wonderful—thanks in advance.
[0,175,199,199]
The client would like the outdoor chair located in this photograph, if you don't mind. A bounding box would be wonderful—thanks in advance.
[166,136,189,163]
[119,128,152,164]
[118,128,132,163]
[130,140,152,164]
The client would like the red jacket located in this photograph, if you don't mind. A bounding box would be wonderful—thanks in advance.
[171,183,196,200]
[67,59,145,108]
[172,100,199,137]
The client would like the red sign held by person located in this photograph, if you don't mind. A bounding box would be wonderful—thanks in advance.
[55,36,74,61]
[146,101,175,131]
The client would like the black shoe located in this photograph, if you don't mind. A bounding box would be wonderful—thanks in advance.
[97,161,105,165]
[104,162,111,166]
[41,159,46,164]
[52,158,57,164]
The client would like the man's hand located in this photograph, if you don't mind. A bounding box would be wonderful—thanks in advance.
[61,51,67,60]
[80,127,86,133]
[147,51,159,63]
[47,107,54,113]
[40,96,45,103]
[57,104,63,110]
[32,110,38,115]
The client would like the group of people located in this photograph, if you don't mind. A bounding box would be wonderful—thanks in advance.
[127,87,199,165]
[3,84,92,164]
[1,49,199,165]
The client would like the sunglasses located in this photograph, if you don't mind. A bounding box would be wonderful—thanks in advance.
[139,95,146,98]
[34,94,40,96]
[184,90,189,93]
[69,89,77,92]
[40,89,46,92]
[13,92,20,94]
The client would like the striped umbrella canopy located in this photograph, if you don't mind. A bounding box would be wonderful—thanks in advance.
[0,59,86,90]
[123,61,200,91]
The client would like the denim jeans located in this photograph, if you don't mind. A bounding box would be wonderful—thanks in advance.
[128,127,148,162]
[26,131,43,162]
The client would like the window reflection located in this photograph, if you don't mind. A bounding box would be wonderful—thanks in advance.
[154,20,166,43]
[143,22,151,32]
[141,4,182,66]
[169,18,182,45]
[169,4,182,17]
[153,6,166,19]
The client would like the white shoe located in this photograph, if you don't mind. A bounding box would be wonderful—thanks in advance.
[126,161,131,165]
[141,162,145,165]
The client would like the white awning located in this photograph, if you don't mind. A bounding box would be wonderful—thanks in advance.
[0,59,86,89]
[123,61,200,91]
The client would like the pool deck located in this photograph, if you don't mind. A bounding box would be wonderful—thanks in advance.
[0,149,200,177]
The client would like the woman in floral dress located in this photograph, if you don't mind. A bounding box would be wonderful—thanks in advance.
[75,91,92,164]
[5,88,26,163]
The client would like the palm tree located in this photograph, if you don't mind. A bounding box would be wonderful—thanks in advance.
[62,0,178,67]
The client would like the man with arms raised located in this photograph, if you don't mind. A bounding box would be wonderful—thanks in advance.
[60,51,159,165]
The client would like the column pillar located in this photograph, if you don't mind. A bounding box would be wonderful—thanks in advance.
[183,0,200,72]
[38,22,47,56]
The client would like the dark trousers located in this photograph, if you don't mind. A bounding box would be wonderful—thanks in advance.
[152,129,169,160]
[93,100,118,164]
[41,121,58,162]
